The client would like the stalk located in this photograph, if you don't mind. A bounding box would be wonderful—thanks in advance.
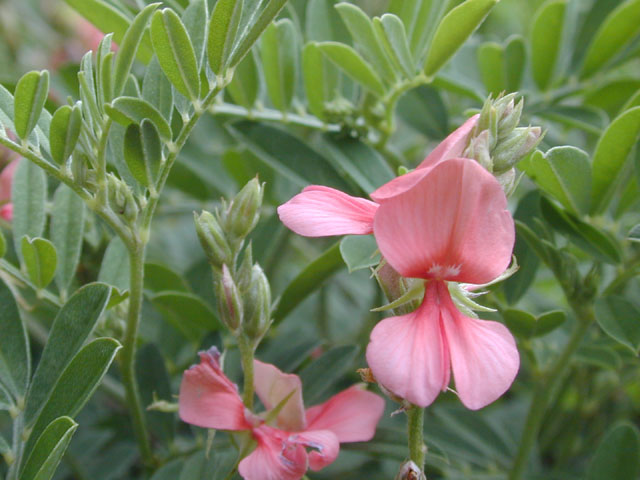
[407,406,426,470]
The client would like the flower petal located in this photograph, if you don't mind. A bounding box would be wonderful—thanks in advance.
[0,203,12,222]
[277,185,378,236]
[366,286,450,407]
[179,347,251,431]
[373,157,515,284]
[254,360,306,431]
[291,429,339,471]
[305,385,384,443]
[238,426,308,480]
[438,282,519,410]
[370,115,478,203]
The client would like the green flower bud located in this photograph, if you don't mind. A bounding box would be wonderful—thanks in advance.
[464,129,492,171]
[216,264,243,333]
[492,126,542,173]
[226,178,264,243]
[236,244,254,292]
[242,264,271,342]
[498,97,524,139]
[475,100,498,150]
[107,174,138,223]
[194,210,232,272]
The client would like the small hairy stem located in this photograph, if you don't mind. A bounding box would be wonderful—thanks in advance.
[238,335,255,410]
[407,405,426,470]
[5,412,24,480]
[210,102,340,131]
[508,304,595,480]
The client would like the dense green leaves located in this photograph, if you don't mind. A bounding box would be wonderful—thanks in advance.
[261,20,298,112]
[595,296,640,353]
[21,416,78,480]
[530,0,566,91]
[317,42,385,96]
[124,120,162,188]
[226,51,259,108]
[376,14,416,77]
[503,309,566,339]
[151,9,201,100]
[0,278,30,400]
[587,423,640,480]
[581,0,640,78]
[208,0,243,75]
[51,185,86,296]
[49,104,82,166]
[21,236,57,290]
[150,291,220,341]
[424,0,498,77]
[25,283,111,423]
[591,106,640,214]
[13,71,49,141]
[12,159,47,258]
[106,96,172,141]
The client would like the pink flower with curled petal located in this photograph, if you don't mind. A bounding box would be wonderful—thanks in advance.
[179,348,385,480]
[277,115,478,236]
[0,160,19,222]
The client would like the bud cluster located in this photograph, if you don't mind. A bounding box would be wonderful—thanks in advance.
[194,178,270,343]
[464,93,543,194]
[107,173,139,223]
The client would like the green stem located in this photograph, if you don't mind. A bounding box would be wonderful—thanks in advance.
[508,305,595,480]
[96,118,113,207]
[238,335,255,410]
[119,240,154,467]
[210,102,340,131]
[5,411,24,480]
[407,405,425,470]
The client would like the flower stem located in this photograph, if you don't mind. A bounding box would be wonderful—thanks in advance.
[508,304,595,480]
[407,405,426,470]
[238,335,255,410]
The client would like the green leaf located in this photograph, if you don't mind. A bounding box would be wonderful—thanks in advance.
[581,0,640,79]
[540,197,622,264]
[504,35,525,91]
[591,107,640,214]
[12,159,47,259]
[24,283,111,423]
[229,0,289,68]
[629,224,640,242]
[389,0,446,61]
[124,120,162,188]
[144,263,190,293]
[424,0,498,77]
[21,416,77,480]
[49,104,82,166]
[51,185,86,296]
[13,71,49,141]
[64,0,155,63]
[208,0,244,74]
[502,309,536,339]
[106,96,172,141]
[595,296,640,353]
[530,0,566,91]
[25,338,121,455]
[150,291,220,341]
[575,344,622,370]
[182,0,208,69]
[587,422,640,480]
[538,105,607,136]
[340,235,379,272]
[261,19,298,112]
[302,42,328,119]
[142,58,174,123]
[21,237,57,290]
[136,344,174,446]
[259,337,322,373]
[299,345,359,405]
[519,147,591,216]
[273,242,344,324]
[477,42,505,96]
[317,41,385,96]
[376,14,416,78]
[335,3,397,84]
[397,85,449,138]
[226,51,260,109]
[0,278,30,400]
[534,310,566,337]
[113,3,160,96]
[151,9,201,100]
[0,84,48,149]
[98,237,130,306]
[97,48,115,107]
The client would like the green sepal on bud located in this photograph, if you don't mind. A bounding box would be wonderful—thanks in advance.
[242,264,272,343]
[216,264,244,333]
[225,178,264,247]
[492,126,543,173]
[107,173,139,223]
[194,210,233,273]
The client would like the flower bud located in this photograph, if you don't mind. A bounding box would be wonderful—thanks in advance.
[194,210,233,272]
[394,461,427,480]
[498,97,523,139]
[107,173,138,223]
[492,126,542,173]
[463,130,492,171]
[216,264,243,333]
[242,264,271,342]
[236,244,254,292]
[226,178,263,244]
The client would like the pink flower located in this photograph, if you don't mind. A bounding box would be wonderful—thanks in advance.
[179,348,385,480]
[277,120,520,410]
[0,160,18,222]
[277,115,478,236]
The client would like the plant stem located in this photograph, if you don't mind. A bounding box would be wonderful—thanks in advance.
[210,102,340,131]
[407,405,426,470]
[119,240,154,466]
[238,335,255,410]
[508,305,595,480]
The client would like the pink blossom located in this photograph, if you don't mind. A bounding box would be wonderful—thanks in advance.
[0,160,18,221]
[277,115,478,236]
[179,348,385,480]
